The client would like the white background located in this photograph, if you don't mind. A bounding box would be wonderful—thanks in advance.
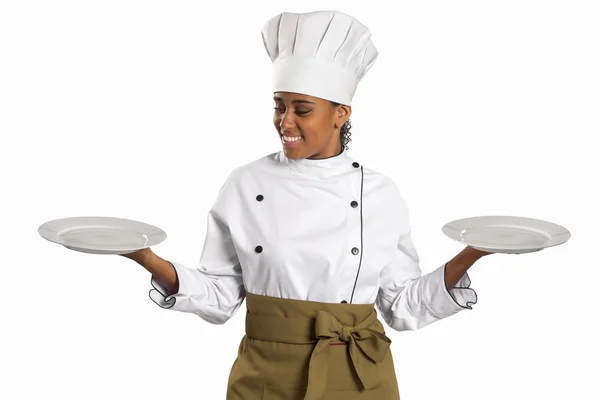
[1,1,598,399]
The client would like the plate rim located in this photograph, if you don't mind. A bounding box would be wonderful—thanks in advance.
[38,216,167,251]
[441,215,571,250]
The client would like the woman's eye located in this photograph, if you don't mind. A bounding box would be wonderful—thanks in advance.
[273,107,309,115]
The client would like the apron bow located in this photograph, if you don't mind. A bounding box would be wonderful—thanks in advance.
[304,309,392,399]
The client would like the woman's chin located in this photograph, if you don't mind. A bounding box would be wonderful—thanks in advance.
[283,149,302,157]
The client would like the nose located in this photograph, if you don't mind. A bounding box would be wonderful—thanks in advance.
[279,110,296,132]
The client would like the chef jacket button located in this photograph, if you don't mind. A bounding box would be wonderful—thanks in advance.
[350,200,358,208]
[351,247,359,255]
[352,162,360,168]
[255,246,263,253]
[256,194,264,202]
[341,300,348,304]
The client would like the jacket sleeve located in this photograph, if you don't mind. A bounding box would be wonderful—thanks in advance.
[375,184,477,331]
[148,171,245,325]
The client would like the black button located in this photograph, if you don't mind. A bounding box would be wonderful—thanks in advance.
[351,247,359,255]
[255,246,263,253]
[352,162,360,168]
[256,194,264,202]
[350,201,358,208]
[341,300,348,304]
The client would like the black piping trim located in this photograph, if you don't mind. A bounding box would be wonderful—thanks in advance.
[349,165,365,304]
[443,262,478,310]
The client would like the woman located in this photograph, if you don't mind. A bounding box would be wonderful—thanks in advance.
[121,10,490,400]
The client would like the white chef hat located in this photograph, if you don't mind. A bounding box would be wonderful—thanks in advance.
[261,10,378,106]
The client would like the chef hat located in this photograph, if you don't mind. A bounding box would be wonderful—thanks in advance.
[261,10,378,106]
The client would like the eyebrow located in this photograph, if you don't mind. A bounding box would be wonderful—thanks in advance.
[273,96,315,104]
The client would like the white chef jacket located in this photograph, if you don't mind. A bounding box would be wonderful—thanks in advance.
[149,148,477,331]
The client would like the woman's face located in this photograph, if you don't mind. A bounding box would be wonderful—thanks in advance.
[273,91,351,159]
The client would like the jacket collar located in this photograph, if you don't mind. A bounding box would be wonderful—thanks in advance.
[277,147,358,178]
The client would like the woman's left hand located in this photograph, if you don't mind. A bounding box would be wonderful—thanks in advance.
[467,246,494,257]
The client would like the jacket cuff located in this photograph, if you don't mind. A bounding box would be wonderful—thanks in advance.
[148,261,188,309]
[421,262,478,318]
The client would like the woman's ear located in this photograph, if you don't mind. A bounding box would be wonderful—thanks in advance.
[338,105,352,125]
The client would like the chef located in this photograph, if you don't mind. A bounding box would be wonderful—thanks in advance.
[121,10,489,400]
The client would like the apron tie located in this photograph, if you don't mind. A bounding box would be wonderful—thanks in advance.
[304,309,392,399]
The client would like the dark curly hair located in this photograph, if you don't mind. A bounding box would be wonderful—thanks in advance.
[329,101,352,150]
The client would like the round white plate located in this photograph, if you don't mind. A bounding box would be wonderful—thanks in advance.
[442,215,570,254]
[38,216,167,255]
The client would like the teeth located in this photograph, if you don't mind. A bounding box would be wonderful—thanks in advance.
[283,136,302,142]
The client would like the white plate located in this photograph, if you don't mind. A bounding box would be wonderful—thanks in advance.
[38,216,167,255]
[442,215,570,254]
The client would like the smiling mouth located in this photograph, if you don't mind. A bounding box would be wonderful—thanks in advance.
[281,136,303,147]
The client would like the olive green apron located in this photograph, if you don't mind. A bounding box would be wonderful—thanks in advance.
[226,292,401,399]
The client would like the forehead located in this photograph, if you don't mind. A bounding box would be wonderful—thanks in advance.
[273,92,323,104]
